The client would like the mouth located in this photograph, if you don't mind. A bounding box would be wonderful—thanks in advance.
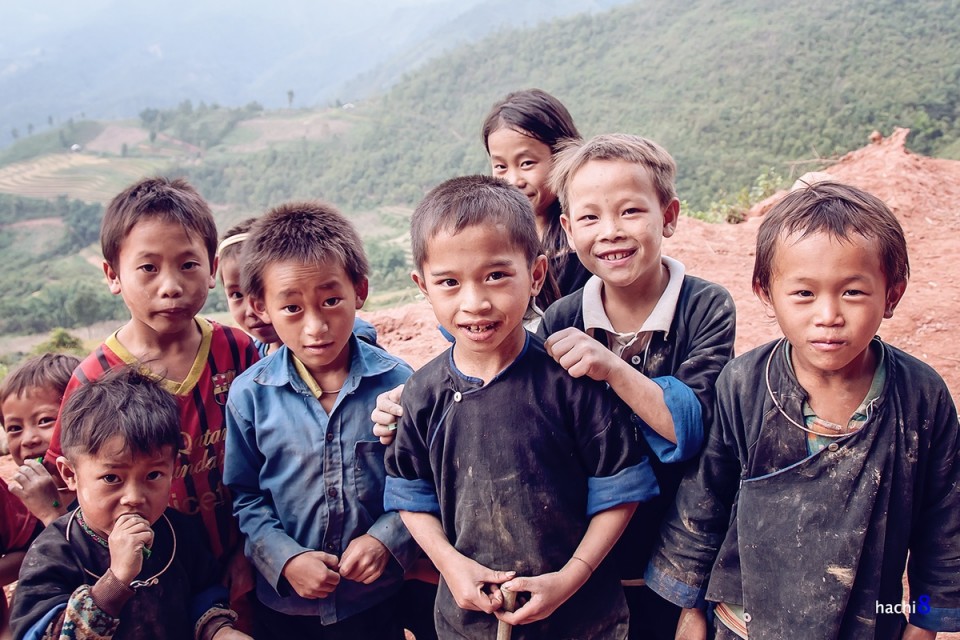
[810,339,846,351]
[596,248,637,262]
[156,307,189,316]
[458,321,499,340]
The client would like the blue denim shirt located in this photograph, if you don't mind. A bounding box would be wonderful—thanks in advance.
[224,337,416,623]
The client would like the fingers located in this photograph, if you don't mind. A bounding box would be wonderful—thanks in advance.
[315,551,340,571]
[372,423,397,445]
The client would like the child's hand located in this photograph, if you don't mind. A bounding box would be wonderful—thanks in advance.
[339,534,390,584]
[108,513,154,585]
[211,627,253,640]
[7,459,65,525]
[675,607,707,640]
[372,384,404,445]
[494,560,589,626]
[440,554,515,614]
[544,328,620,382]
[282,551,340,599]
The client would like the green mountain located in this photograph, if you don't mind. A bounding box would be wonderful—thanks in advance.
[174,0,960,211]
[1,0,959,342]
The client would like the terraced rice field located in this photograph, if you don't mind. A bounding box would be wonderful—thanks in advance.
[0,153,168,203]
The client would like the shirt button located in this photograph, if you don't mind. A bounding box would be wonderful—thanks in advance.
[631,355,642,365]
[327,487,338,498]
[743,612,752,623]
[326,542,336,552]
[630,414,641,424]
[325,432,334,442]
[827,442,839,452]
[453,391,462,402]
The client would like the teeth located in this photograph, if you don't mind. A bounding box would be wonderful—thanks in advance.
[601,251,631,260]
[465,324,494,333]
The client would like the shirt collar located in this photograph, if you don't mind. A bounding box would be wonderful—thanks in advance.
[582,255,686,337]
[255,336,399,392]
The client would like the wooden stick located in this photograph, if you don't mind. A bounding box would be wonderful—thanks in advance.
[496,588,518,640]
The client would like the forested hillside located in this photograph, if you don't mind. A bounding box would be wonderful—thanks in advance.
[175,0,960,211]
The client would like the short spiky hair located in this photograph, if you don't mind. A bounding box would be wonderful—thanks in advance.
[0,353,79,427]
[411,175,542,272]
[101,176,218,270]
[753,181,910,296]
[60,366,181,459]
[241,201,368,301]
[549,134,678,213]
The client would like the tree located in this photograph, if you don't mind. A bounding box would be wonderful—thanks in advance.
[31,328,86,356]
[10,128,18,140]
[287,89,294,109]
[27,123,34,135]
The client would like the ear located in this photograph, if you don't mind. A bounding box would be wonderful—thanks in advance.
[56,456,78,492]
[883,281,907,319]
[354,277,369,309]
[529,254,548,297]
[103,261,122,296]
[411,270,430,303]
[559,213,577,251]
[662,198,681,238]
[250,296,270,323]
[208,255,219,290]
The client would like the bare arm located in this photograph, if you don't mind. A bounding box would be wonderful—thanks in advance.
[495,502,638,626]
[399,510,514,614]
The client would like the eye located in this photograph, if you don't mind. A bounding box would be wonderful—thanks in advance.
[147,470,165,481]
[227,291,244,301]
[322,297,343,308]
[101,474,121,484]
[491,162,506,172]
[438,278,458,288]
[4,424,23,436]
[487,271,507,282]
[844,289,865,297]
[791,290,814,298]
[282,304,301,314]
[577,213,598,223]
[520,160,535,168]
[38,416,56,428]
[623,207,643,216]
[138,264,157,273]
[182,261,201,271]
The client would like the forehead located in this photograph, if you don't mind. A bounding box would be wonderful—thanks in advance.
[486,127,551,157]
[568,159,655,199]
[74,437,174,467]
[772,230,885,277]
[424,223,526,263]
[119,216,208,256]
[262,259,352,294]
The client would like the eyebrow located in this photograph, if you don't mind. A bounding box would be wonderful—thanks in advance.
[274,280,341,299]
[429,258,517,277]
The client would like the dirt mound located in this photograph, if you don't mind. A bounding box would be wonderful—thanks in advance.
[364,128,960,400]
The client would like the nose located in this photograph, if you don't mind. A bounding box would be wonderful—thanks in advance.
[303,310,329,338]
[597,214,624,241]
[460,283,492,315]
[505,167,525,188]
[158,271,184,298]
[120,481,146,509]
[814,297,844,326]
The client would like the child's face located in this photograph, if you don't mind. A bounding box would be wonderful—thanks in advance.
[561,159,679,296]
[487,127,556,220]
[0,386,61,466]
[758,230,905,379]
[103,217,216,339]
[57,437,174,537]
[413,224,547,370]
[254,260,366,379]
[221,256,282,346]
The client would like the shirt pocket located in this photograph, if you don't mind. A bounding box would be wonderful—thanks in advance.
[353,440,388,507]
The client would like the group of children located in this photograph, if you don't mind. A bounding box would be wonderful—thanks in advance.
[0,87,955,640]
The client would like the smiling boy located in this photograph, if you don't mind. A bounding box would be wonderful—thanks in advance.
[539,134,736,639]
[385,175,659,639]
[223,202,417,639]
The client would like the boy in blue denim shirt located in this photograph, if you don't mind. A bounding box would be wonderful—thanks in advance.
[224,202,417,639]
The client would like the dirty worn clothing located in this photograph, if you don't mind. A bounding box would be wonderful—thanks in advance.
[224,338,417,624]
[10,508,232,640]
[647,338,960,639]
[540,269,736,581]
[385,333,659,639]
[0,481,42,556]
